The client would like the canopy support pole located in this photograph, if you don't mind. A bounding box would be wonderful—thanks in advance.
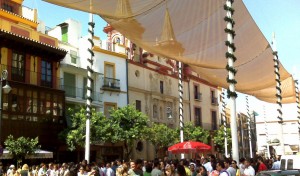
[272,33,284,155]
[221,89,228,157]
[225,0,239,163]
[85,11,95,163]
[246,96,253,158]
[264,105,270,158]
[178,61,184,159]
[295,80,300,151]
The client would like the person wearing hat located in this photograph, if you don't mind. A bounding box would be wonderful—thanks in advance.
[20,164,31,176]
[7,165,16,176]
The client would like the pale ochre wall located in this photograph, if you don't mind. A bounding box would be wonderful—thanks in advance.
[1,48,8,66]
[189,80,220,130]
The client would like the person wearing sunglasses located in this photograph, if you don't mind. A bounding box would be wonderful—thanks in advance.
[231,161,239,176]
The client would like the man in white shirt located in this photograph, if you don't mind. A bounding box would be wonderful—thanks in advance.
[203,158,213,173]
[243,159,255,176]
[106,163,115,176]
[239,158,246,175]
[271,156,281,170]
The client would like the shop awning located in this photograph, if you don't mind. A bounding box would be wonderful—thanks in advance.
[0,149,53,159]
[44,0,298,103]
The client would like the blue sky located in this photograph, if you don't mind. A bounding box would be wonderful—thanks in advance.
[24,0,300,118]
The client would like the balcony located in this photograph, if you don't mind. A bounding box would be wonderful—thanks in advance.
[195,122,219,131]
[60,85,102,102]
[211,97,218,106]
[194,92,202,101]
[0,64,61,89]
[102,77,120,91]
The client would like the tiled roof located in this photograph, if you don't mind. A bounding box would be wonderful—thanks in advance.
[0,29,66,53]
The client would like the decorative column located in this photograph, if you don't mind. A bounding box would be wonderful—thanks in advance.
[246,96,253,158]
[221,89,228,157]
[224,0,239,162]
[264,105,270,158]
[272,33,284,155]
[85,11,95,163]
[295,80,300,150]
[178,61,184,159]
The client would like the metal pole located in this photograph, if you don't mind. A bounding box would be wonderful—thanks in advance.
[272,33,284,155]
[246,96,253,158]
[264,105,270,158]
[221,89,228,157]
[240,114,245,157]
[0,78,2,144]
[295,80,300,151]
[178,61,184,159]
[85,10,95,163]
[225,0,239,162]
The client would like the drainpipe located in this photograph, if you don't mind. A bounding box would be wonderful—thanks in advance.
[188,78,191,122]
[126,59,129,105]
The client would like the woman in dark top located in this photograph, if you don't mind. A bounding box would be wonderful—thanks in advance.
[177,165,187,176]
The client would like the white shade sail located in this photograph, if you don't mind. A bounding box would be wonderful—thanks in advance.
[44,0,298,103]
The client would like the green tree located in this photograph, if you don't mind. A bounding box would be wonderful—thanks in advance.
[146,123,177,157]
[213,125,232,154]
[109,105,149,160]
[179,122,210,144]
[4,135,40,163]
[60,107,110,151]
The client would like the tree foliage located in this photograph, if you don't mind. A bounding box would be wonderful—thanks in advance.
[61,105,149,160]
[179,122,210,144]
[109,105,149,160]
[59,107,109,151]
[146,123,177,156]
[4,135,40,161]
[213,125,232,154]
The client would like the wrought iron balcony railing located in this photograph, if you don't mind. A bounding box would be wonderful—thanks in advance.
[60,85,102,102]
[102,77,120,91]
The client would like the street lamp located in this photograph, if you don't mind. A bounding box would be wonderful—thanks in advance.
[0,70,12,144]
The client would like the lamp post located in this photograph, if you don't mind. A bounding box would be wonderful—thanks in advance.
[0,70,12,144]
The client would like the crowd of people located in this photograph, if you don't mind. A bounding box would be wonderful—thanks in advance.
[0,155,281,176]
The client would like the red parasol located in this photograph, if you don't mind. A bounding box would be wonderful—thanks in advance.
[168,141,211,154]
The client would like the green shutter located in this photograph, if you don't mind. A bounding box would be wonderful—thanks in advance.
[61,26,68,42]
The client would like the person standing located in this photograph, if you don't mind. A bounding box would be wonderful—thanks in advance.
[242,159,255,176]
[257,157,267,173]
[106,163,115,176]
[151,161,162,176]
[216,161,229,176]
[224,159,236,176]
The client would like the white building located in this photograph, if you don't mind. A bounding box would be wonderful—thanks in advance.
[47,19,128,115]
[256,115,299,156]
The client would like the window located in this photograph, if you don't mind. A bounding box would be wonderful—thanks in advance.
[11,51,25,82]
[153,104,158,118]
[104,62,115,79]
[104,103,117,118]
[2,3,13,12]
[211,90,218,105]
[195,107,202,126]
[211,110,217,130]
[63,72,76,97]
[41,60,52,88]
[160,81,164,94]
[194,85,201,100]
[61,26,68,42]
[166,102,173,119]
[136,100,141,112]
[70,50,77,64]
